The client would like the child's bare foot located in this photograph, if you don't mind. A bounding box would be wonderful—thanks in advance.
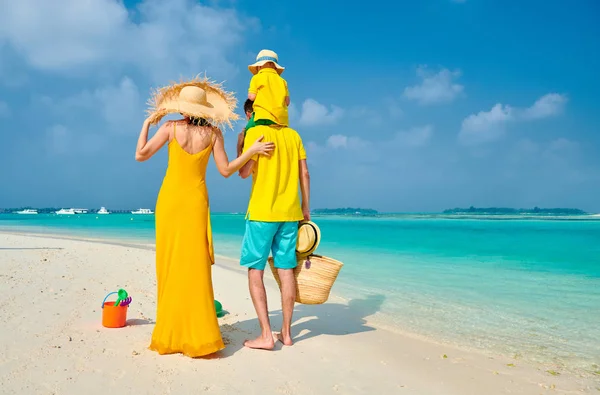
[243,335,275,350]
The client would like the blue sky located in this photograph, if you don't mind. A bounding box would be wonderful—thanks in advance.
[1,0,599,212]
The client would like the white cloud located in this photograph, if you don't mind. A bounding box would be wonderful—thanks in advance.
[298,99,344,126]
[320,124,433,153]
[327,135,348,149]
[459,93,568,145]
[0,101,9,117]
[0,0,126,70]
[288,102,300,123]
[511,137,580,164]
[324,134,369,150]
[0,0,250,81]
[385,98,403,119]
[393,125,434,147]
[93,77,141,129]
[514,138,540,155]
[403,66,464,105]
[45,124,106,156]
[522,93,567,120]
[34,77,142,130]
[459,104,513,145]
[350,106,384,127]
[545,138,579,155]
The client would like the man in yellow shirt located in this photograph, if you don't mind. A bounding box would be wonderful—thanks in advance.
[238,121,311,350]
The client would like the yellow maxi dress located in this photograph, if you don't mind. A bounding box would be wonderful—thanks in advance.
[149,125,224,357]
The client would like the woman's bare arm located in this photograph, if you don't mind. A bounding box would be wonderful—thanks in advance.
[135,119,170,162]
[212,128,274,178]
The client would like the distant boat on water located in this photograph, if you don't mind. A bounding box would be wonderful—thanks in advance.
[56,208,76,215]
[72,208,88,214]
[97,207,110,215]
[15,209,38,215]
[131,208,153,215]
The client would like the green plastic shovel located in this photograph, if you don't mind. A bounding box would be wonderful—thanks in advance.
[114,289,129,307]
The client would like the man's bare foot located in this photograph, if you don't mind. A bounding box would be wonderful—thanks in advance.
[276,332,293,346]
[243,336,275,350]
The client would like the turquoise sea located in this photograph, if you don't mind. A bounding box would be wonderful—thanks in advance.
[1,213,599,376]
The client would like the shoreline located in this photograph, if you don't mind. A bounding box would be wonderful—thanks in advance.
[1,231,598,393]
[2,227,599,380]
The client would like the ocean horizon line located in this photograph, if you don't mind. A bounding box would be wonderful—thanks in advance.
[1,206,598,216]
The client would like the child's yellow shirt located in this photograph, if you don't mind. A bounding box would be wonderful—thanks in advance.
[248,68,289,126]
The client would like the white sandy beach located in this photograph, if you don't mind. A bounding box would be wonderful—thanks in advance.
[0,232,597,394]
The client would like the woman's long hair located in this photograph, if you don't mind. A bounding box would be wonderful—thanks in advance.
[188,116,211,127]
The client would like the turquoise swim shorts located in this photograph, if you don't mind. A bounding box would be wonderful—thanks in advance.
[240,221,299,271]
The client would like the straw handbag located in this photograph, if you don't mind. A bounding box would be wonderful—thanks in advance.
[268,254,343,304]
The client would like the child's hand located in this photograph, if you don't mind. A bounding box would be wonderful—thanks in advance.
[250,136,275,157]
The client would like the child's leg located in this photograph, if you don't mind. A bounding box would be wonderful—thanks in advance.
[254,119,277,126]
[244,113,257,136]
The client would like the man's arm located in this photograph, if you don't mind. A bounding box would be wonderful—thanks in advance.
[239,160,255,179]
[239,128,260,179]
[299,159,310,221]
[236,130,245,158]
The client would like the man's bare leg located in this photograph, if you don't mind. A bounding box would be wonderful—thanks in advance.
[244,268,275,350]
[276,268,296,346]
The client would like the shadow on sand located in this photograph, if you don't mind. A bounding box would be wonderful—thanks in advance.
[126,318,155,326]
[218,294,385,358]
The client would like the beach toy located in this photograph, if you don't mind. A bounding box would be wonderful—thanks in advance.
[120,296,132,307]
[101,290,131,328]
[113,289,129,307]
[214,300,225,317]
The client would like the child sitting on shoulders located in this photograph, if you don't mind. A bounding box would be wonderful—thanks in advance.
[245,49,290,134]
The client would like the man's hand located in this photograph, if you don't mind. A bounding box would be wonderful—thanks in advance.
[302,205,311,222]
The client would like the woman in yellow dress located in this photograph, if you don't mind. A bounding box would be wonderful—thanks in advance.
[134,77,274,357]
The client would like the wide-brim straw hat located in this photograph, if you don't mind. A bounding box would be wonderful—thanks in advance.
[296,221,321,258]
[146,76,239,127]
[248,49,285,75]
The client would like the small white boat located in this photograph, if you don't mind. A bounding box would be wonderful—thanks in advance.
[131,208,153,215]
[16,209,38,215]
[97,207,110,215]
[56,208,75,215]
[72,208,88,214]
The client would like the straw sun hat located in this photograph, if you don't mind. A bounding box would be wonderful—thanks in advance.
[296,221,321,259]
[146,76,239,127]
[248,49,285,75]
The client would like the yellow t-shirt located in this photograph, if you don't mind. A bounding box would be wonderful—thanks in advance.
[248,68,289,126]
[243,125,306,222]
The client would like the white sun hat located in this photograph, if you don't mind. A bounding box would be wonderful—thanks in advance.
[248,49,285,75]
